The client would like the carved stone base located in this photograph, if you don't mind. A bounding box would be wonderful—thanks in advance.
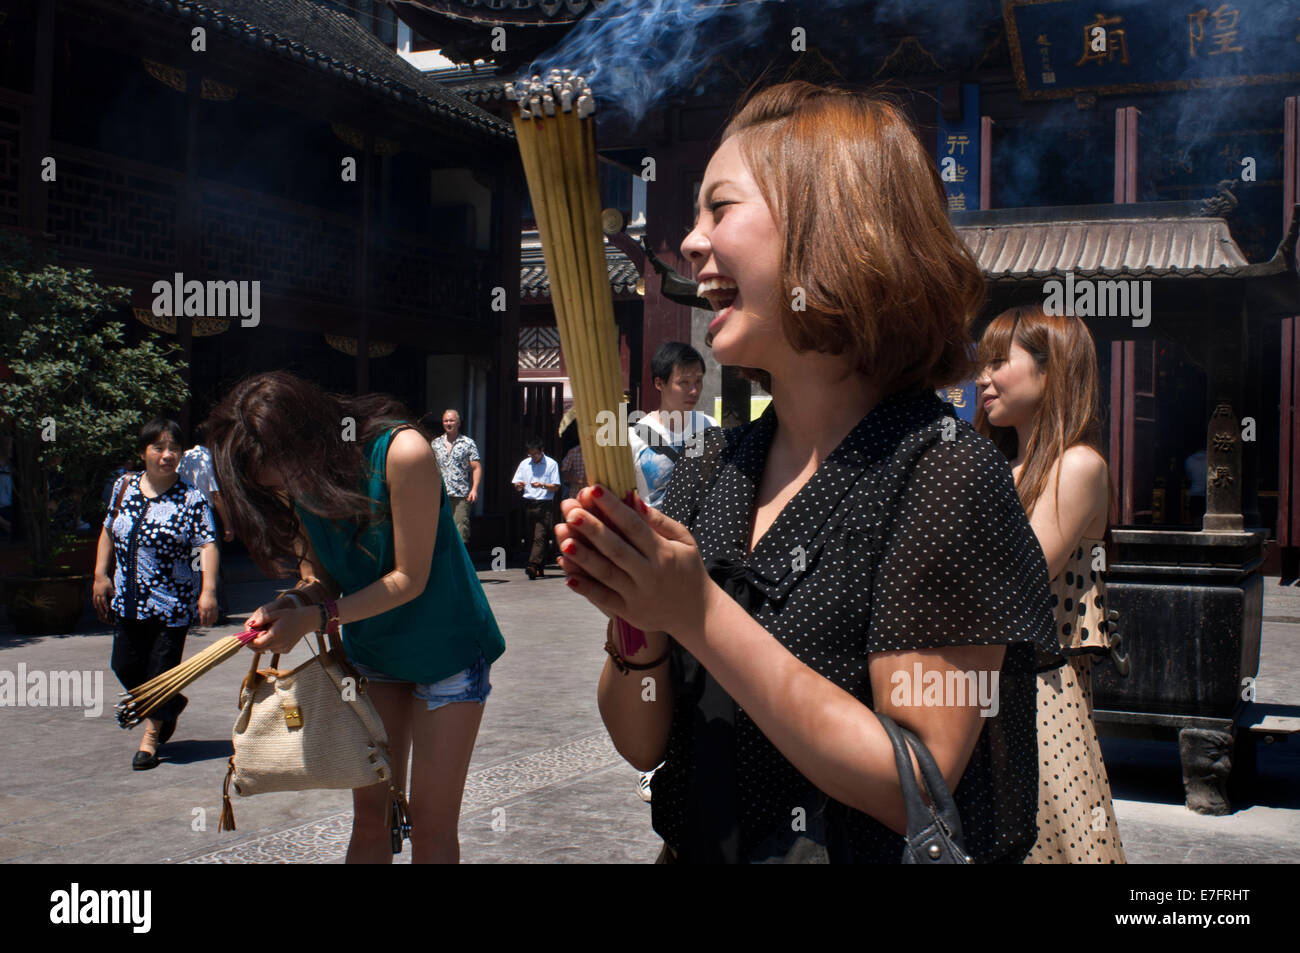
[1179,727,1233,815]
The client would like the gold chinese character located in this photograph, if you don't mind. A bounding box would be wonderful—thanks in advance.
[1188,5,1245,58]
[1076,13,1130,67]
[945,134,970,156]
[946,386,967,408]
[947,192,967,211]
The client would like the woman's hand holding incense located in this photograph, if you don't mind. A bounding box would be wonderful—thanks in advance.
[555,485,719,644]
[246,605,319,654]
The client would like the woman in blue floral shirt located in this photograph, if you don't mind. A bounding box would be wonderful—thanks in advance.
[93,418,219,770]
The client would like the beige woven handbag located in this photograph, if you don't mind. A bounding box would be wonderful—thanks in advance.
[218,631,411,851]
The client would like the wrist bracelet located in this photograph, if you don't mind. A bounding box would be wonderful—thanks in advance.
[604,637,671,676]
[322,598,340,639]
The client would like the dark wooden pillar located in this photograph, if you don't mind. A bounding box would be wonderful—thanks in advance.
[23,0,55,262]
[1279,96,1300,554]
[488,160,523,549]
[640,124,698,414]
[355,133,372,394]
[176,71,202,434]
[979,115,993,210]
[1109,106,1141,525]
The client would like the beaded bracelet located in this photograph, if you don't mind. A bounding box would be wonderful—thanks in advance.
[604,637,671,676]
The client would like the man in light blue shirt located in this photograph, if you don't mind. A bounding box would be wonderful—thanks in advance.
[511,436,560,579]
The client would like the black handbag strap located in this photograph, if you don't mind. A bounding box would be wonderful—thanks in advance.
[876,712,968,856]
[634,421,681,464]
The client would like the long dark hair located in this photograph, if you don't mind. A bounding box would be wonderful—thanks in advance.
[204,371,421,574]
[974,304,1113,523]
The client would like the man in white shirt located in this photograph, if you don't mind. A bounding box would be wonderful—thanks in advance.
[178,440,234,623]
[629,342,718,511]
[511,437,560,579]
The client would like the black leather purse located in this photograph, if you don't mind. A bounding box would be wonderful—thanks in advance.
[875,713,972,864]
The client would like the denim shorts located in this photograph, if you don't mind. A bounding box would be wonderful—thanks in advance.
[350,653,492,711]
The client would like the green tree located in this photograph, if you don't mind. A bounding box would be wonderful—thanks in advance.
[0,235,189,574]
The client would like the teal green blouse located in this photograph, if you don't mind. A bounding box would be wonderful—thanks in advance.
[295,425,505,683]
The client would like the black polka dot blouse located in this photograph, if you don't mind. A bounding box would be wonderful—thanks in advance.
[654,386,1058,863]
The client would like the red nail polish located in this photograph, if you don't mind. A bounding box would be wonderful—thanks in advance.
[565,577,579,589]
[561,541,576,555]
[637,496,648,515]
[592,485,604,498]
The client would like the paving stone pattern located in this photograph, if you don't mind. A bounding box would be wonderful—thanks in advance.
[1,563,1297,863]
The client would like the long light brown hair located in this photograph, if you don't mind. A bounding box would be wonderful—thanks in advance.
[974,305,1113,524]
[718,81,986,393]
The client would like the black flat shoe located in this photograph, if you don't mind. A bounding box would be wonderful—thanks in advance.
[157,694,188,746]
[525,566,537,579]
[132,750,159,771]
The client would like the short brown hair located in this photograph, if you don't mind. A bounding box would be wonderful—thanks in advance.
[720,82,984,392]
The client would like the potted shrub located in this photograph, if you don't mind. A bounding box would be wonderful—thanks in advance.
[0,234,189,633]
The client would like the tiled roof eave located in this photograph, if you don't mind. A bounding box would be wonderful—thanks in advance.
[129,0,515,143]
[952,212,1291,281]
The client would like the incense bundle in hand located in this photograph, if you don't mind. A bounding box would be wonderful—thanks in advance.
[508,72,637,497]
[116,629,258,728]
[509,71,646,654]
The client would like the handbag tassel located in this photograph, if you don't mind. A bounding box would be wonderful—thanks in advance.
[219,757,237,832]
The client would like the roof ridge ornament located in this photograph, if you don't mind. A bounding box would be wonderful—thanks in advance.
[1197,179,1240,219]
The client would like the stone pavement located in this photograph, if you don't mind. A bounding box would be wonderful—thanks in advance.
[1,563,1297,864]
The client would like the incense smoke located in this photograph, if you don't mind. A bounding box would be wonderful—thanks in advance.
[526,0,1001,124]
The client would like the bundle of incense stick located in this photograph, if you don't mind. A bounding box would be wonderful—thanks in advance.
[508,70,645,655]
[115,628,258,729]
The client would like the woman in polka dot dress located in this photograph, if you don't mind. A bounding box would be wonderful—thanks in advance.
[975,305,1127,863]
[554,82,1061,863]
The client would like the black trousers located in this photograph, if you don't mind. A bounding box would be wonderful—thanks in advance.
[523,499,555,569]
[111,617,189,723]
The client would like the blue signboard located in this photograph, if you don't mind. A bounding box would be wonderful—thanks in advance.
[937,381,979,425]
[1005,0,1300,99]
[937,83,981,213]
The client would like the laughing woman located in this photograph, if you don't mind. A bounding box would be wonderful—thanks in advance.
[204,372,505,864]
[974,305,1127,863]
[555,82,1060,863]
